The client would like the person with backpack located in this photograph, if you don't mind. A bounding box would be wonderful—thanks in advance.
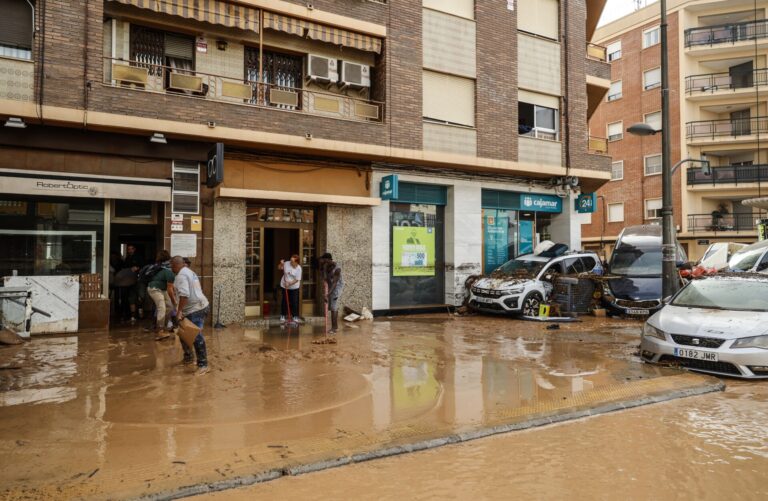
[142,250,175,340]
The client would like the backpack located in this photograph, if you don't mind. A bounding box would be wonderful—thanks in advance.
[138,263,163,284]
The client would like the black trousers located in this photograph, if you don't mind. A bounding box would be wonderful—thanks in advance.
[281,287,300,318]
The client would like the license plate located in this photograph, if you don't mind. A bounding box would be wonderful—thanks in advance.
[627,308,650,315]
[674,348,718,362]
[476,297,495,304]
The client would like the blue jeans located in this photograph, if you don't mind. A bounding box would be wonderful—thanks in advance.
[182,307,209,368]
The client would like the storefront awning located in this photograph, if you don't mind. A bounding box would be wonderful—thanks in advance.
[263,11,382,54]
[108,0,260,33]
[743,197,768,210]
[0,169,172,202]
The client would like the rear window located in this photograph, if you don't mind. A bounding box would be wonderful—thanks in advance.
[610,247,661,276]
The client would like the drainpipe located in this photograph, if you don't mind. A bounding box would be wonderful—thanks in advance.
[563,0,571,178]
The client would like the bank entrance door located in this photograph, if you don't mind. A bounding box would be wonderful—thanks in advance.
[245,207,316,318]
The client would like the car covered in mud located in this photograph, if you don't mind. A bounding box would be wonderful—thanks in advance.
[641,275,768,379]
[469,249,602,316]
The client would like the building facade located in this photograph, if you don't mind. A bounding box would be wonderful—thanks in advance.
[0,0,611,328]
[585,0,768,261]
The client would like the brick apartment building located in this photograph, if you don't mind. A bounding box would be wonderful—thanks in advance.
[585,0,768,261]
[0,0,611,329]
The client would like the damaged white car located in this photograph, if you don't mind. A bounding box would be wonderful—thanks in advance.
[469,248,602,316]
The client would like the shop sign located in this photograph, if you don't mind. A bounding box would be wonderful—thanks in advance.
[380,174,399,200]
[171,233,197,257]
[484,214,509,274]
[171,213,184,223]
[190,217,202,232]
[519,194,562,213]
[576,193,597,214]
[196,36,208,53]
[759,224,767,242]
[697,239,710,246]
[206,143,225,188]
[392,226,435,277]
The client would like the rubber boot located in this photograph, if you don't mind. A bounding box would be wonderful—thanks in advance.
[331,311,339,333]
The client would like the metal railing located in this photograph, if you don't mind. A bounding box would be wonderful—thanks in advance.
[586,43,607,62]
[687,212,761,232]
[686,117,768,139]
[588,136,608,154]
[686,68,768,94]
[103,57,384,123]
[688,164,768,185]
[685,19,768,48]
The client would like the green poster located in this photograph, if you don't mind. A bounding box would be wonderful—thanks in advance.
[393,226,436,276]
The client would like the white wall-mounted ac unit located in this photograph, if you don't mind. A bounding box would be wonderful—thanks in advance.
[340,61,371,88]
[307,55,338,82]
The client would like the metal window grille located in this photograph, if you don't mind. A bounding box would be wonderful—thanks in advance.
[245,48,303,109]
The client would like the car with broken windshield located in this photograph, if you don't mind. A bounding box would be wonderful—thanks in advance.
[641,275,768,379]
[469,249,602,317]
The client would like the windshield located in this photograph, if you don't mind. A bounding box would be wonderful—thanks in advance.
[728,247,765,272]
[609,247,661,276]
[672,279,768,311]
[701,245,719,262]
[496,257,547,276]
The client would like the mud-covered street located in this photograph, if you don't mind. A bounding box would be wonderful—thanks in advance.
[0,315,729,499]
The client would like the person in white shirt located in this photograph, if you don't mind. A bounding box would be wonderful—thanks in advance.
[279,254,302,323]
[170,256,209,376]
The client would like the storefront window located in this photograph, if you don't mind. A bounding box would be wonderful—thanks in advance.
[0,197,104,278]
[390,203,445,307]
[482,209,519,274]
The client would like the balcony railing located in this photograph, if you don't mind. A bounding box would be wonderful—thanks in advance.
[588,136,608,154]
[688,212,761,232]
[686,117,768,139]
[104,57,384,123]
[686,68,768,94]
[586,43,607,62]
[685,19,768,48]
[688,164,768,185]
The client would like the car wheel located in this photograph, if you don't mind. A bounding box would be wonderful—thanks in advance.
[522,292,543,317]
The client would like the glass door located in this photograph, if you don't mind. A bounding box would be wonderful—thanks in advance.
[245,225,262,317]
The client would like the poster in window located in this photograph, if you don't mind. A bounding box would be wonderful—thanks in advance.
[392,226,435,277]
[484,214,509,274]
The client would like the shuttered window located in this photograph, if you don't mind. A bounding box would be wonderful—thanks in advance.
[423,70,475,127]
[518,0,559,40]
[0,0,34,60]
[172,161,200,214]
[164,34,194,60]
[606,40,621,61]
[607,121,623,142]
[608,80,622,101]
[423,0,474,20]
[644,67,661,90]
[611,161,624,181]
[396,183,447,205]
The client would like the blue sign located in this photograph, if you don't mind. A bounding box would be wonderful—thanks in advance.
[519,220,535,255]
[576,193,597,214]
[484,213,509,274]
[380,174,399,200]
[519,193,562,213]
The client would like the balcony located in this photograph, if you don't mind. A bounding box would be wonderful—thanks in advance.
[104,58,384,124]
[687,212,760,233]
[588,136,608,155]
[685,19,768,52]
[685,68,768,100]
[686,117,768,145]
[587,43,607,62]
[688,164,768,186]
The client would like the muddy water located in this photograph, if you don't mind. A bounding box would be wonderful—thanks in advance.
[0,316,691,499]
[205,381,768,500]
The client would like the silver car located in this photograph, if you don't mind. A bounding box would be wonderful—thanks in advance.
[641,275,768,379]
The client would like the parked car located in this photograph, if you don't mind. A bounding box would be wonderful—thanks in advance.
[469,248,602,316]
[641,275,768,379]
[727,239,768,273]
[699,242,747,270]
[603,225,687,317]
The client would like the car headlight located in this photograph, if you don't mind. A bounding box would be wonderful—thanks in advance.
[505,287,524,294]
[642,323,666,340]
[732,335,768,350]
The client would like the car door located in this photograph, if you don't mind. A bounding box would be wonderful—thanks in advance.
[563,257,586,275]
[580,255,599,273]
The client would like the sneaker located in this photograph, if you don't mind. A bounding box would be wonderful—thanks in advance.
[195,366,210,376]
[130,317,137,325]
[280,316,286,324]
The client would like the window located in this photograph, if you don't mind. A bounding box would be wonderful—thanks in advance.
[645,198,662,220]
[580,256,598,271]
[606,40,622,61]
[172,161,200,214]
[518,102,558,140]
[563,257,586,274]
[645,111,662,131]
[611,161,624,181]
[423,70,476,127]
[645,154,662,176]
[643,26,660,48]
[608,203,624,222]
[518,0,560,40]
[644,67,661,90]
[608,80,622,101]
[245,48,303,109]
[0,0,35,60]
[607,121,623,142]
[130,25,197,90]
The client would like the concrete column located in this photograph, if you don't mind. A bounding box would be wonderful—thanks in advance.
[445,183,482,306]
[212,199,246,324]
[371,197,391,311]
[324,205,373,313]
[549,193,588,250]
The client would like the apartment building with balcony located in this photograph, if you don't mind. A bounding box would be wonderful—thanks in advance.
[0,0,610,327]
[585,0,768,261]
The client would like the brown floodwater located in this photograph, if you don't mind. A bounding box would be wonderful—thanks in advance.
[0,315,716,499]
[202,380,768,500]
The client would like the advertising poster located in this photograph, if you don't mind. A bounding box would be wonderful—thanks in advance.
[393,226,435,276]
[484,214,509,274]
[519,220,534,255]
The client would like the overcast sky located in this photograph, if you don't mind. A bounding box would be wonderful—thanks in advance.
[599,0,659,26]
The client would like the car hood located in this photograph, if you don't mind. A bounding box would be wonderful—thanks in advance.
[607,277,661,301]
[651,305,768,339]
[473,277,532,291]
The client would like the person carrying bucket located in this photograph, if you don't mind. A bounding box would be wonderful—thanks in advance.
[279,254,302,324]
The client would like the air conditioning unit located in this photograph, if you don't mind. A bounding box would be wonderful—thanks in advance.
[307,55,338,82]
[340,61,371,88]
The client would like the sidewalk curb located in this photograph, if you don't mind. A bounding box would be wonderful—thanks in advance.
[138,378,724,500]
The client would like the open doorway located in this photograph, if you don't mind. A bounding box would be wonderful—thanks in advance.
[263,228,300,317]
